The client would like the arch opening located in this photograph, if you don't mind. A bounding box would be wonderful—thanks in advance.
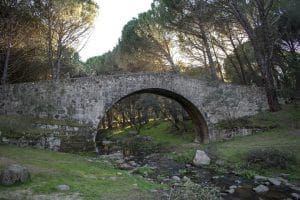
[96,88,209,154]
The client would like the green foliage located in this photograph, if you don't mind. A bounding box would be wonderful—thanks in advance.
[237,169,258,179]
[223,41,262,85]
[170,149,195,164]
[245,149,296,170]
[85,51,121,75]
[120,135,161,157]
[116,8,178,72]
[107,121,194,146]
[182,67,212,81]
[0,0,98,83]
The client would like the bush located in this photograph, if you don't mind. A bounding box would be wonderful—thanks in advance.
[120,135,161,157]
[245,148,295,169]
[170,149,195,164]
[237,169,257,179]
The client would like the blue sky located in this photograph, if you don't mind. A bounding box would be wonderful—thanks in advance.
[79,0,153,61]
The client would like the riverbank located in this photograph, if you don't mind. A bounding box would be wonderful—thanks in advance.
[0,104,299,199]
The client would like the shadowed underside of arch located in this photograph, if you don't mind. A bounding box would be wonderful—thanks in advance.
[107,88,209,144]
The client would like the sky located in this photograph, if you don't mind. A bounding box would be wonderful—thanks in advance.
[79,0,153,61]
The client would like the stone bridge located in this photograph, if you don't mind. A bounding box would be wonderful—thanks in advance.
[0,73,268,151]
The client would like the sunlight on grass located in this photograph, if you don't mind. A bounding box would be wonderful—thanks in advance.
[104,120,195,146]
[0,145,162,199]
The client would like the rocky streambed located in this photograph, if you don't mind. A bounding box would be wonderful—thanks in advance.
[98,151,300,200]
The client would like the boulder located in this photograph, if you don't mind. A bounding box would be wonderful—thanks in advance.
[0,164,30,186]
[192,150,210,166]
[226,188,235,194]
[268,177,281,186]
[253,185,269,193]
[229,185,237,189]
[57,184,70,191]
[128,161,138,167]
[291,186,300,192]
[182,176,190,182]
[291,193,300,199]
[254,175,268,182]
[119,163,133,170]
[109,176,117,181]
[171,176,181,182]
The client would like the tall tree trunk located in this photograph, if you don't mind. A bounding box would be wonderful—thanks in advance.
[228,1,281,111]
[165,53,177,72]
[162,37,178,72]
[200,27,218,80]
[1,46,11,85]
[216,42,243,82]
[254,43,281,111]
[295,66,300,100]
[236,36,262,85]
[107,111,113,129]
[211,43,224,81]
[47,0,55,79]
[55,38,63,80]
[121,111,126,128]
[290,44,300,100]
[256,10,281,111]
[202,49,208,69]
[228,31,247,84]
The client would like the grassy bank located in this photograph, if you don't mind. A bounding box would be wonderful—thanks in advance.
[0,146,162,200]
[103,120,195,146]
[0,103,299,199]
[127,104,300,183]
[209,104,300,182]
[162,104,300,183]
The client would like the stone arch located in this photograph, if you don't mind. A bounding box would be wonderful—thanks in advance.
[98,88,209,144]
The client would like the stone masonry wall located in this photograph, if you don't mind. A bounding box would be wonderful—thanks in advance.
[0,72,268,150]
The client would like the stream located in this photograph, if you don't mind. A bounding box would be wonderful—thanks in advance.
[103,152,300,200]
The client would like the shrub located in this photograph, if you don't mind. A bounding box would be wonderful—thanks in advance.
[245,148,295,169]
[238,169,257,179]
[120,135,161,157]
[171,149,195,164]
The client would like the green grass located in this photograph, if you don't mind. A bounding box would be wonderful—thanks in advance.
[210,129,300,181]
[105,120,195,146]
[0,104,299,199]
[0,145,162,199]
[210,104,300,182]
[216,103,300,130]
[151,104,300,183]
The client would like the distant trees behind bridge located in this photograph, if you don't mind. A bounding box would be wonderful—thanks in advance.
[0,0,299,111]
[100,93,191,134]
